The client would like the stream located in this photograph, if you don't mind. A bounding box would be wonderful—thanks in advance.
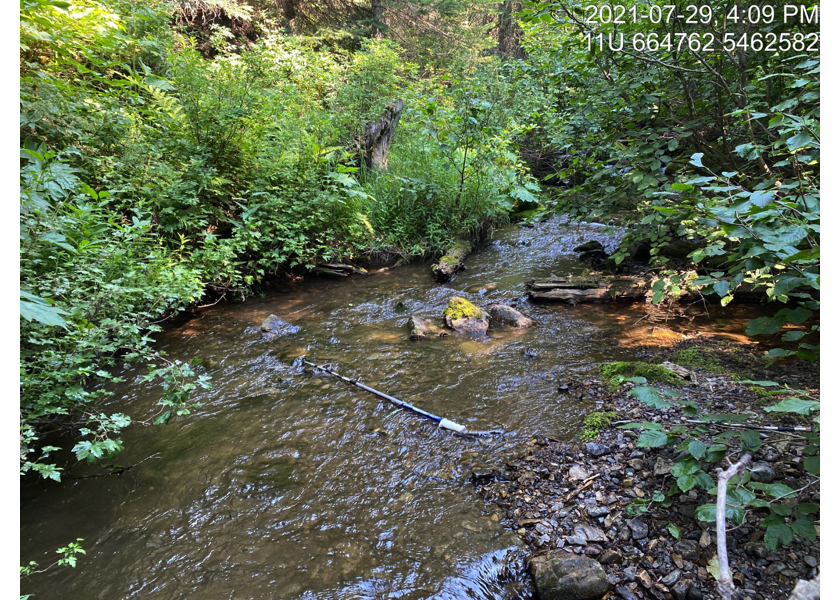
[21,218,763,599]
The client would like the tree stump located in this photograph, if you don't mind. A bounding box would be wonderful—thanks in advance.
[363,99,404,170]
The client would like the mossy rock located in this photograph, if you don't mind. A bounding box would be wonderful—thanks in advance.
[444,297,489,335]
[599,361,684,391]
[432,240,473,282]
[444,297,484,320]
[581,411,616,441]
[671,346,724,374]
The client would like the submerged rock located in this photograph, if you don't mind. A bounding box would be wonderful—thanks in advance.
[406,316,430,341]
[444,297,490,336]
[529,551,611,600]
[573,240,604,253]
[486,303,534,328]
[260,314,301,338]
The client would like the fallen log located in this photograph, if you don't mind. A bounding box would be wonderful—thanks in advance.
[528,275,649,304]
[311,263,369,277]
[526,275,771,305]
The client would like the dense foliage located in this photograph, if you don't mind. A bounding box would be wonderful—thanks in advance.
[519,0,819,356]
[20,0,540,483]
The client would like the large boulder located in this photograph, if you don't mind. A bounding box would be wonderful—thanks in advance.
[444,297,489,336]
[260,314,301,338]
[486,303,533,328]
[529,551,611,600]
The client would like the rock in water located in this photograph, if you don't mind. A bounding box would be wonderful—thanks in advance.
[486,303,534,328]
[431,240,472,282]
[260,314,301,338]
[443,297,490,336]
[573,240,604,253]
[406,316,430,341]
[529,552,611,600]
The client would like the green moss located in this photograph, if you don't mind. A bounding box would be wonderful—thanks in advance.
[747,385,775,403]
[599,361,684,391]
[671,346,724,374]
[581,411,616,441]
[444,297,482,320]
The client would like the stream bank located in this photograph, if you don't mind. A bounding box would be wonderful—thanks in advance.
[478,338,820,600]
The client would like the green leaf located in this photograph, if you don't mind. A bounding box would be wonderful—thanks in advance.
[689,153,704,168]
[629,386,672,409]
[797,503,819,515]
[746,316,786,336]
[637,429,669,448]
[153,410,172,425]
[765,483,795,499]
[672,459,700,478]
[781,330,807,342]
[705,444,727,462]
[786,132,814,151]
[713,280,729,297]
[688,440,707,460]
[677,475,698,492]
[804,456,819,475]
[20,290,70,329]
[765,523,793,549]
[764,398,820,415]
[668,523,681,540]
[791,517,817,541]
[707,556,721,581]
[694,504,717,522]
[671,183,694,192]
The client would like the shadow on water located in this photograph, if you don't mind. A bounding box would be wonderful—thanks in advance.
[21,218,774,599]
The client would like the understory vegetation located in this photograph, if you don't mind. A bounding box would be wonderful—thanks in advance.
[21,0,818,590]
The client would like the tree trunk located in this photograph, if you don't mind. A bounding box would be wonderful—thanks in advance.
[372,0,384,38]
[362,98,404,170]
[497,1,525,59]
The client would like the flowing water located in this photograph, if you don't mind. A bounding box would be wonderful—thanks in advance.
[21,218,765,599]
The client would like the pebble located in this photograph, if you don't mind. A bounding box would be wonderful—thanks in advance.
[750,461,776,483]
[566,535,587,546]
[671,579,690,600]
[654,457,673,475]
[575,523,608,542]
[628,518,649,540]
[662,569,681,586]
[637,569,654,588]
[568,465,589,480]
[615,585,638,600]
[674,540,698,558]
[586,505,610,517]
[599,549,623,564]
[586,442,610,457]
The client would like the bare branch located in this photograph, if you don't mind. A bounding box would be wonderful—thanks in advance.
[716,453,752,600]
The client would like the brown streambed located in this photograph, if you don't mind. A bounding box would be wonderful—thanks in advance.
[20,218,779,599]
